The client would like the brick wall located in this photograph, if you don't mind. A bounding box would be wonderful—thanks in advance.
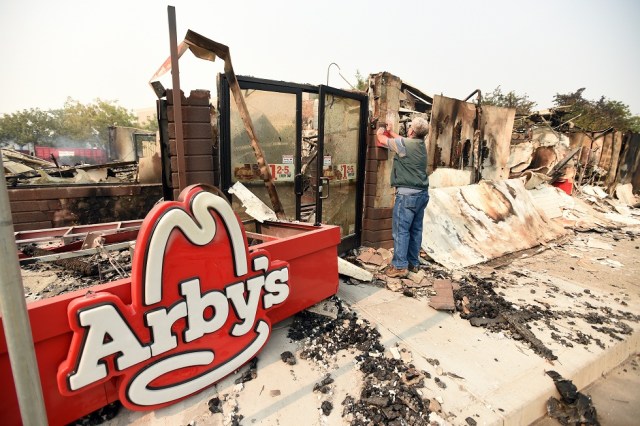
[166,89,218,200]
[361,72,402,249]
[8,184,163,232]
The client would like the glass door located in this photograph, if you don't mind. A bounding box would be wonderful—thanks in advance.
[316,85,367,252]
[220,77,366,252]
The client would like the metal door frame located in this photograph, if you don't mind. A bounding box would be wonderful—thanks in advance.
[219,75,367,252]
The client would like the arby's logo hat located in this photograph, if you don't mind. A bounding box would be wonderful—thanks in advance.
[57,185,290,410]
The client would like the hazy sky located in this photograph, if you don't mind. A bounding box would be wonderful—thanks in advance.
[1,0,639,115]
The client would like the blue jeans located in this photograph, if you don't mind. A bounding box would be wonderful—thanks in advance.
[391,190,429,269]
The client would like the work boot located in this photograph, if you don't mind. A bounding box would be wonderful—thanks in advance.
[408,264,420,273]
[386,265,408,278]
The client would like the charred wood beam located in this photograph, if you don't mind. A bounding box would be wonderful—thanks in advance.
[22,246,98,276]
[501,312,557,360]
[20,242,131,270]
[401,82,433,104]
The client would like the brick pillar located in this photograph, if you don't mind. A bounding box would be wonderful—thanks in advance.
[166,89,219,200]
[361,72,402,249]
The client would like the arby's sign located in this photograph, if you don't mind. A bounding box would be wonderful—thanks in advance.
[57,185,291,410]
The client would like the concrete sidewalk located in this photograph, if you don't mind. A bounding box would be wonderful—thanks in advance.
[108,232,640,426]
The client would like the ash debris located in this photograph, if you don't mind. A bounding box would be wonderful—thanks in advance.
[453,273,639,360]
[454,274,557,360]
[21,247,132,300]
[288,297,448,425]
[287,296,384,366]
[280,350,297,365]
[342,247,452,298]
[342,355,431,425]
[313,374,335,394]
[321,400,334,416]
[234,357,258,384]
[68,401,122,425]
[545,370,599,425]
[207,394,244,426]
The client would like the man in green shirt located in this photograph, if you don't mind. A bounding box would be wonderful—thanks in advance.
[376,117,430,278]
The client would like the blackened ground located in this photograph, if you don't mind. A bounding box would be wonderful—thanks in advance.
[453,274,557,359]
[343,355,431,425]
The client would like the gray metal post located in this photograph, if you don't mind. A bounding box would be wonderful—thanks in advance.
[0,155,48,425]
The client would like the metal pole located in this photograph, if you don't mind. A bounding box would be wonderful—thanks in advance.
[168,5,186,193]
[0,155,48,425]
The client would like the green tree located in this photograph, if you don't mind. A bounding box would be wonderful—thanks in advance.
[628,116,640,133]
[0,108,60,147]
[60,98,137,146]
[553,88,640,132]
[138,112,159,133]
[355,70,368,92]
[483,86,536,116]
[0,99,139,148]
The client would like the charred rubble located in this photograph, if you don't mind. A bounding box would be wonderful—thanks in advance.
[21,247,132,300]
[288,297,444,425]
[67,401,122,426]
[452,273,639,360]
[545,370,599,425]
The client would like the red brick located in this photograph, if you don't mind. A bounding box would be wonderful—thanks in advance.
[9,201,35,212]
[361,237,393,250]
[364,207,393,220]
[362,229,392,244]
[13,221,52,232]
[166,89,211,106]
[48,200,62,210]
[184,90,211,106]
[170,155,214,172]
[168,106,211,123]
[165,89,187,105]
[171,171,215,187]
[366,146,389,161]
[169,139,214,156]
[429,279,455,311]
[363,218,392,231]
[169,123,212,139]
[12,211,49,224]
[364,183,378,198]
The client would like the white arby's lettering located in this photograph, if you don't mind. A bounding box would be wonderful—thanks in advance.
[67,269,288,394]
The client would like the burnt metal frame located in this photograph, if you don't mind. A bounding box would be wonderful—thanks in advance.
[219,75,367,253]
